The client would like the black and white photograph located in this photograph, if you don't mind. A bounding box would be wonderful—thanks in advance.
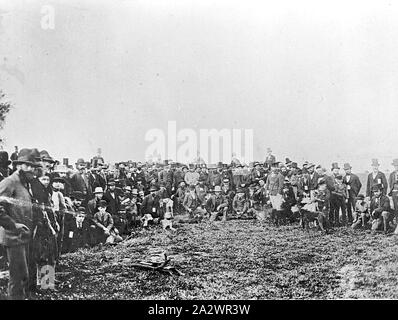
[0,0,398,307]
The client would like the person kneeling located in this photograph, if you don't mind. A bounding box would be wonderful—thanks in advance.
[351,194,370,229]
[369,184,393,234]
[93,200,122,245]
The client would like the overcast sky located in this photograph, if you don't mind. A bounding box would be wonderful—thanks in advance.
[1,0,398,171]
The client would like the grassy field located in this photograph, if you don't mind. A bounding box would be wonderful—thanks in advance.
[2,218,397,300]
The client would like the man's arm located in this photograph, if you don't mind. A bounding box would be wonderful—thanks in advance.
[0,179,17,231]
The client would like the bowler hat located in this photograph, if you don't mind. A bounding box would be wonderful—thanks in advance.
[371,183,382,192]
[13,148,42,167]
[343,163,352,170]
[285,158,292,165]
[149,186,158,192]
[307,163,315,169]
[356,194,365,200]
[392,159,398,166]
[107,180,115,186]
[76,158,86,166]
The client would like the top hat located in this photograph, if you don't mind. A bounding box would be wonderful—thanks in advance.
[331,162,340,170]
[13,148,42,167]
[343,163,352,170]
[0,151,11,167]
[392,159,398,166]
[94,187,104,194]
[371,159,380,167]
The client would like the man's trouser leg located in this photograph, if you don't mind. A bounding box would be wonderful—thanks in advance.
[346,197,355,224]
[6,245,29,300]
[341,201,347,226]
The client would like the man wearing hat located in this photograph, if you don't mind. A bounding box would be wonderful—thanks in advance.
[140,186,161,225]
[307,163,319,193]
[266,164,284,205]
[366,159,388,198]
[369,184,393,233]
[343,163,362,224]
[388,159,398,214]
[70,158,92,201]
[208,165,222,188]
[158,165,173,197]
[206,185,228,221]
[0,151,11,182]
[103,180,121,217]
[264,148,276,170]
[83,187,104,247]
[0,148,42,299]
[232,187,249,219]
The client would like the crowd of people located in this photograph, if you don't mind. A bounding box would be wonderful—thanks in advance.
[0,145,398,299]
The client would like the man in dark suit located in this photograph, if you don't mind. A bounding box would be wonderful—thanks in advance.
[70,158,92,202]
[343,163,362,224]
[103,180,120,216]
[366,159,388,198]
[307,163,319,193]
[264,148,276,170]
[388,159,398,214]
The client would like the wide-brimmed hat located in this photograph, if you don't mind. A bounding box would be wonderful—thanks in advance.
[94,187,104,194]
[13,148,42,167]
[343,163,352,170]
[39,150,58,164]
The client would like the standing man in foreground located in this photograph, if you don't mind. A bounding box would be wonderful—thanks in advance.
[0,148,42,300]
[343,163,362,225]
